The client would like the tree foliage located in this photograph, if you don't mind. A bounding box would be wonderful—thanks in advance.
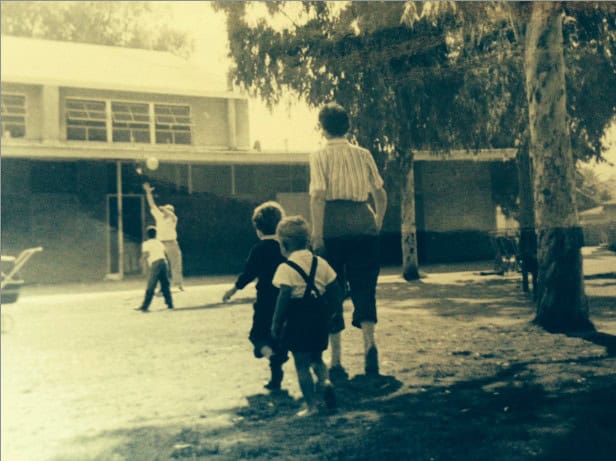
[562,2,616,162]
[1,1,194,57]
[576,167,614,209]
[217,1,614,165]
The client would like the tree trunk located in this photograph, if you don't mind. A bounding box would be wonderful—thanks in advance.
[524,2,593,332]
[401,155,420,281]
[516,140,538,296]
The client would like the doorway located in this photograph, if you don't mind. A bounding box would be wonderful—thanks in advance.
[106,194,145,275]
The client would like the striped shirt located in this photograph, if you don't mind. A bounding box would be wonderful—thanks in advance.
[309,138,384,201]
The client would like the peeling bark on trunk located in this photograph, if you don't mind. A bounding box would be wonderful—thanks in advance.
[524,2,593,333]
[401,156,420,281]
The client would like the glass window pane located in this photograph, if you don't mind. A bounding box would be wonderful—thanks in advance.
[156,131,173,144]
[133,131,150,143]
[89,128,107,141]
[4,115,24,123]
[132,104,148,113]
[67,126,86,140]
[174,132,191,144]
[113,129,130,142]
[8,125,25,138]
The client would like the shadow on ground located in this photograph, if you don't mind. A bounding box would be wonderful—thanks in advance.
[381,277,534,320]
[52,272,616,461]
[69,365,616,461]
[382,276,616,325]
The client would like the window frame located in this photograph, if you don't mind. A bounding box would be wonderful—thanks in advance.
[64,97,194,145]
[65,98,108,142]
[1,93,27,139]
[154,102,193,145]
[111,100,151,144]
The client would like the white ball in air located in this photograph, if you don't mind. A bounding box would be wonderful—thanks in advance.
[146,157,159,170]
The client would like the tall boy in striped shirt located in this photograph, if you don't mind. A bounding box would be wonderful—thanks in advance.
[310,102,388,376]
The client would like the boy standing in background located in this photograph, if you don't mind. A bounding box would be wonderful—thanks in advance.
[136,226,174,312]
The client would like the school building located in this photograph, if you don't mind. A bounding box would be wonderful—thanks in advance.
[1,35,517,284]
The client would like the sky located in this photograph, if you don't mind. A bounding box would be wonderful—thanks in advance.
[165,1,322,152]
[164,1,615,183]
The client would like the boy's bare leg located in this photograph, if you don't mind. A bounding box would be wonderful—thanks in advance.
[312,357,337,409]
[312,358,329,386]
[329,332,342,368]
[293,352,317,415]
[361,321,376,352]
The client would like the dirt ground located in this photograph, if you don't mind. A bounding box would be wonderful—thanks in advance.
[2,247,615,461]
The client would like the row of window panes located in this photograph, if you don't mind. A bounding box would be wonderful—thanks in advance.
[65,99,192,144]
[1,95,26,138]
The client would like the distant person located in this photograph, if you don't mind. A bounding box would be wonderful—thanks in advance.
[223,201,288,391]
[143,182,184,291]
[272,216,343,417]
[136,226,173,312]
[310,102,388,376]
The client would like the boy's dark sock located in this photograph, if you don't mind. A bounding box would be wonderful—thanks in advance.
[365,346,379,375]
[323,382,337,409]
[265,360,284,390]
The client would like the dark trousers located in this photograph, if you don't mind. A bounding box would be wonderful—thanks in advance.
[141,259,173,310]
[325,235,380,328]
[323,201,380,329]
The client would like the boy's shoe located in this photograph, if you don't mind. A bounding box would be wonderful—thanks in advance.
[265,364,283,391]
[323,382,337,409]
[167,305,174,309]
[296,405,318,418]
[264,381,281,391]
[134,307,149,313]
[365,347,379,375]
[329,365,349,382]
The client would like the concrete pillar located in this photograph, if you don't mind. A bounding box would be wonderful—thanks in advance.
[227,98,237,149]
[41,85,60,142]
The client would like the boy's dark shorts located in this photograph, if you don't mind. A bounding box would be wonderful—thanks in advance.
[292,350,324,364]
[324,234,380,329]
[329,305,345,334]
[249,301,288,361]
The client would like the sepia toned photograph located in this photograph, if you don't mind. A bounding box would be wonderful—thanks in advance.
[1,1,615,460]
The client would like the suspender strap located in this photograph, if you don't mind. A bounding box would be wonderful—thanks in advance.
[285,256,319,298]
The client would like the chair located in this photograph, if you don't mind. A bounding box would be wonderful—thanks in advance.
[1,247,43,304]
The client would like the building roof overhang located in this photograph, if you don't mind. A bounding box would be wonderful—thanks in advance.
[1,35,245,100]
[1,141,517,165]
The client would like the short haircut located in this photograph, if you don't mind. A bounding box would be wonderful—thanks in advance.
[252,201,285,235]
[146,226,157,239]
[319,102,350,137]
[276,215,310,252]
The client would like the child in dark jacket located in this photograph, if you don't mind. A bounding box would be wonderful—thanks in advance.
[223,201,288,390]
